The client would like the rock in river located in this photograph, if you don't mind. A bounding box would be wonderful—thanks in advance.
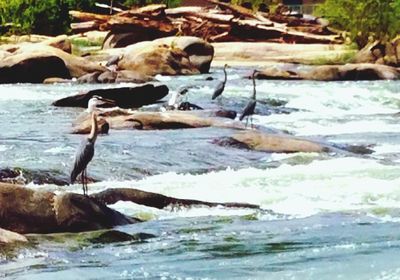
[255,63,400,81]
[52,83,169,108]
[0,44,106,83]
[101,36,214,74]
[0,183,135,234]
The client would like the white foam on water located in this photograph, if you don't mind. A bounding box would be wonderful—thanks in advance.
[255,113,400,136]
[154,74,172,82]
[52,157,400,221]
[373,143,400,155]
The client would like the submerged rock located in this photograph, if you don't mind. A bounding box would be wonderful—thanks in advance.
[85,230,155,244]
[215,130,337,153]
[0,168,69,186]
[52,83,169,108]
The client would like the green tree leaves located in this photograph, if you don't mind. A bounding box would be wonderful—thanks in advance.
[0,0,96,35]
[316,0,400,47]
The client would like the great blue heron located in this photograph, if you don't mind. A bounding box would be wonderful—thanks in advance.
[211,64,228,100]
[239,70,258,128]
[70,112,98,196]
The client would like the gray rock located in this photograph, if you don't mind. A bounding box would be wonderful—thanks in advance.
[52,83,169,108]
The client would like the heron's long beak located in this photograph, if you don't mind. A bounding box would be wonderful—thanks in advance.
[97,96,117,106]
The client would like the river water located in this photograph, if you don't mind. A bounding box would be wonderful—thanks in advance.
[1,67,400,279]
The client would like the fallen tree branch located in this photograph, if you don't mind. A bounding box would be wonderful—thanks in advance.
[91,187,260,209]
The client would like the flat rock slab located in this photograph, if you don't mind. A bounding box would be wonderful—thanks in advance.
[52,83,169,108]
[72,109,245,133]
[229,130,332,153]
[256,63,400,81]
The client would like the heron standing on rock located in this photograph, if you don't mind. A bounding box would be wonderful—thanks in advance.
[211,64,228,101]
[70,112,99,196]
[239,70,258,128]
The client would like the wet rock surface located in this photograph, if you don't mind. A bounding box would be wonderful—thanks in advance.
[52,83,169,108]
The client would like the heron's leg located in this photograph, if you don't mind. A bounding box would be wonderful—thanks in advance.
[84,169,88,196]
[250,115,254,129]
[245,116,249,128]
[81,172,85,196]
[86,169,89,196]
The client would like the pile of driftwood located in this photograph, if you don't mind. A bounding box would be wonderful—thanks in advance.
[69,1,342,45]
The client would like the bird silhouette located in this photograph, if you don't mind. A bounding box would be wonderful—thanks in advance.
[211,64,228,100]
[239,70,258,128]
[70,112,98,196]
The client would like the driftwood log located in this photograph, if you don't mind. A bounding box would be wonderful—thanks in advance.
[92,188,259,209]
[69,3,342,44]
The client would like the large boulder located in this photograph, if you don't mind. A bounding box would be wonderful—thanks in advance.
[151,36,214,73]
[0,53,71,83]
[304,63,400,80]
[115,36,213,74]
[0,44,105,82]
[118,43,199,76]
[0,183,135,234]
[52,83,169,108]
[256,63,400,81]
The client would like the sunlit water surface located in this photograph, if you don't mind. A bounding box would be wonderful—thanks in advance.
[1,67,400,279]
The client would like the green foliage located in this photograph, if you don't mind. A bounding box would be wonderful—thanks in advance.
[308,50,358,65]
[0,0,96,35]
[316,0,400,47]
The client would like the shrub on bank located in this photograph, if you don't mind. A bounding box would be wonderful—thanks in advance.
[316,0,400,48]
[0,0,97,35]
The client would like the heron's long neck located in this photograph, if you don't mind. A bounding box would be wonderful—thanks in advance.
[252,73,257,100]
[88,113,98,142]
[223,67,227,84]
